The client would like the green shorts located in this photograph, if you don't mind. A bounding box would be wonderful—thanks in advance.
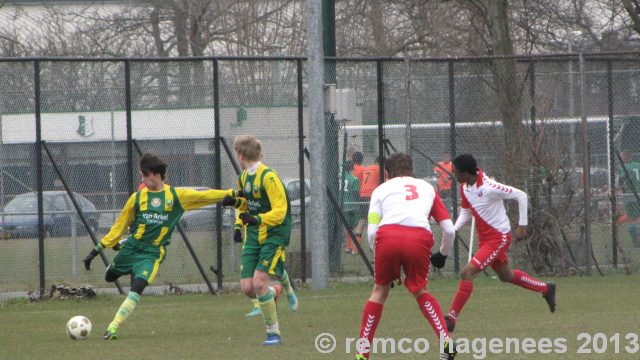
[107,242,166,284]
[241,242,285,279]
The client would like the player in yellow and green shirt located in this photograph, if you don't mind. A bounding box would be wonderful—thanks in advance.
[83,153,240,340]
[222,134,298,346]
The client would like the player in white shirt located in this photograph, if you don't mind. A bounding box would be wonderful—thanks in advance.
[444,154,556,333]
[354,153,456,360]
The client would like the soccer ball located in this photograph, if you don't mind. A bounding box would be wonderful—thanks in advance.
[66,315,92,340]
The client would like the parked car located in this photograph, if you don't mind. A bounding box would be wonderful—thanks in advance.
[178,187,234,231]
[282,178,310,225]
[0,191,98,238]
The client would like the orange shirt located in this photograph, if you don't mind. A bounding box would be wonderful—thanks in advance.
[353,164,365,183]
[434,161,453,190]
[360,164,381,197]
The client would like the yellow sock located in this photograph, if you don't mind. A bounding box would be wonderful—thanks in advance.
[258,291,279,335]
[279,270,294,294]
[108,292,140,331]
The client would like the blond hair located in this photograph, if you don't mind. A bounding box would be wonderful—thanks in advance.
[233,134,263,161]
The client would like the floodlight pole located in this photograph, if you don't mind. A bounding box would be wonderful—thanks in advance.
[307,0,329,289]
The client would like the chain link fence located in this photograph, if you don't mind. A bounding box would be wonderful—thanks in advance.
[1,54,639,299]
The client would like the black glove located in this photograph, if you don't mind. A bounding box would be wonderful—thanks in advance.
[430,252,447,269]
[113,242,121,251]
[221,195,239,207]
[233,227,243,243]
[239,212,259,225]
[83,249,100,270]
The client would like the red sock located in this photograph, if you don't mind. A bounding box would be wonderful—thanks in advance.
[511,269,548,294]
[417,293,449,340]
[449,280,473,320]
[358,301,383,358]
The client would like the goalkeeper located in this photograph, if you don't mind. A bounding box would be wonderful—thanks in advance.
[222,134,298,346]
[83,153,240,340]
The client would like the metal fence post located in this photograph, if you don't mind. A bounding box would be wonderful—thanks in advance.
[376,59,385,176]
[607,60,618,268]
[448,60,459,273]
[213,59,224,291]
[34,60,45,298]
[297,59,307,283]
[579,54,593,275]
[125,60,134,195]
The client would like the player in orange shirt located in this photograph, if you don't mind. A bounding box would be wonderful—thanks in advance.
[353,156,383,248]
[434,153,453,199]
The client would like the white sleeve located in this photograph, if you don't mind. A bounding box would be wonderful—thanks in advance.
[367,189,383,252]
[438,219,455,256]
[367,224,378,251]
[490,182,528,226]
[454,208,473,231]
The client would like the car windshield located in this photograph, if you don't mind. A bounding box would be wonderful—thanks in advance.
[4,194,56,213]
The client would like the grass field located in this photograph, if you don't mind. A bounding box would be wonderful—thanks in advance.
[1,274,639,359]
[3,221,640,294]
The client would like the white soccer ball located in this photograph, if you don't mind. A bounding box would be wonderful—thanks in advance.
[66,315,92,340]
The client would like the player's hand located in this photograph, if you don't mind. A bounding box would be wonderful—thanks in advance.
[239,213,259,226]
[231,189,244,198]
[430,252,447,269]
[221,195,239,207]
[82,249,99,271]
[233,226,243,243]
[112,242,121,251]
[515,225,527,240]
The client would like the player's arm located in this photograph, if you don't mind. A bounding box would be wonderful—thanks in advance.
[252,172,288,226]
[83,194,136,270]
[489,181,528,227]
[429,192,455,256]
[100,193,136,248]
[174,187,240,211]
[454,188,473,231]
[366,190,382,253]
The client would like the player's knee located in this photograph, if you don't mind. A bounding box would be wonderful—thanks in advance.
[240,279,255,297]
[460,268,476,280]
[497,271,513,282]
[130,277,148,295]
[104,270,119,283]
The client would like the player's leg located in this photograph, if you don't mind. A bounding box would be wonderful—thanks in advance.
[104,277,147,340]
[104,246,131,283]
[445,259,480,332]
[493,262,556,313]
[104,266,121,282]
[104,246,163,340]
[446,234,510,331]
[355,283,391,360]
[241,244,263,317]
[412,287,456,360]
[276,265,298,312]
[255,243,286,345]
[355,225,399,360]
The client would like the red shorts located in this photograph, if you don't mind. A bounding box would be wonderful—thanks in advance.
[470,233,511,271]
[374,224,434,293]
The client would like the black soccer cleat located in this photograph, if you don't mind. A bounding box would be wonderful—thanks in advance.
[543,282,556,313]
[444,315,456,332]
[440,338,457,360]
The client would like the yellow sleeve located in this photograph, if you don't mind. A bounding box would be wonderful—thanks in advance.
[235,175,247,227]
[174,187,236,211]
[257,172,288,226]
[100,193,136,248]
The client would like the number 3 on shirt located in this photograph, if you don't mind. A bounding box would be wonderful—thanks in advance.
[404,184,419,200]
